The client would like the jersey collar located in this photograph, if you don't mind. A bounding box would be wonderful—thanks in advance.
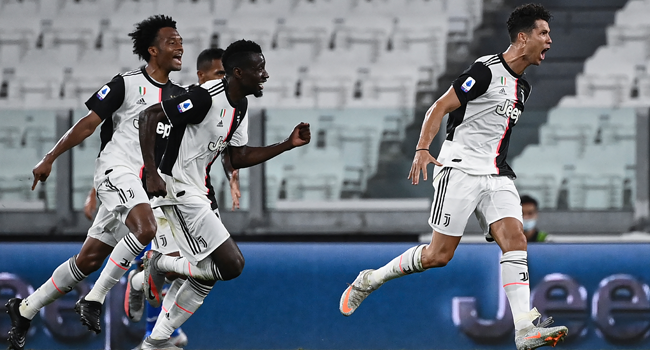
[140,66,169,89]
[497,53,523,79]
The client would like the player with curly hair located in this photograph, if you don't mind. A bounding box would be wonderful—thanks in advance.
[5,14,186,350]
[340,4,566,350]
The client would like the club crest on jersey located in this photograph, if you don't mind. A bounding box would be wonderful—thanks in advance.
[461,77,475,93]
[138,86,146,95]
[495,99,522,124]
[208,136,228,153]
[97,85,110,100]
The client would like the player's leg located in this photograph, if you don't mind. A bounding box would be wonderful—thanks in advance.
[143,204,243,306]
[481,178,567,349]
[340,168,475,316]
[79,170,155,333]
[6,206,118,350]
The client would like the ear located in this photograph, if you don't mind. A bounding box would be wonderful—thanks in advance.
[233,67,243,79]
[517,31,528,46]
[148,46,158,59]
[197,70,203,83]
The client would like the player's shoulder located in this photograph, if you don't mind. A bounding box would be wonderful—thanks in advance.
[200,78,226,96]
[474,54,500,67]
[120,67,143,78]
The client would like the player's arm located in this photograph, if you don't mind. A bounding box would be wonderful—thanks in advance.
[32,111,102,190]
[409,61,491,185]
[139,104,168,197]
[84,187,97,220]
[140,86,213,197]
[408,88,461,185]
[228,122,310,169]
[221,150,240,210]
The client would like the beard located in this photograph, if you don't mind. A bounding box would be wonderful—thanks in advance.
[253,90,263,98]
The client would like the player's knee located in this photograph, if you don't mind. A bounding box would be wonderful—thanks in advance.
[134,222,157,243]
[219,254,245,281]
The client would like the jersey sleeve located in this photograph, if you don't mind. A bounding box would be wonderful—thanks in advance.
[229,109,249,147]
[451,61,492,106]
[160,85,213,127]
[85,74,125,121]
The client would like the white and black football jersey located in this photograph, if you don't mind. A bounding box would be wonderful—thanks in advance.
[437,53,531,177]
[153,78,248,207]
[86,67,187,187]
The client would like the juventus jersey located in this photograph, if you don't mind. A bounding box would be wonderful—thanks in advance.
[86,67,187,185]
[438,53,531,177]
[153,78,249,207]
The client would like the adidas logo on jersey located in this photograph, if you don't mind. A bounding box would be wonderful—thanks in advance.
[499,88,507,95]
[217,120,223,127]
[136,97,146,105]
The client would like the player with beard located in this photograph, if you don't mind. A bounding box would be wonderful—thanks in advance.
[136,39,310,349]
[5,15,186,350]
[339,4,567,350]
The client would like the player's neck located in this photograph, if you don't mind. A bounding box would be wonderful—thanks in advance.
[144,64,170,84]
[502,45,530,76]
[225,78,244,105]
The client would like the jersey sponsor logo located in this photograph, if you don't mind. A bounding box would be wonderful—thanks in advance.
[136,97,146,105]
[460,77,475,93]
[177,99,193,113]
[132,119,171,138]
[217,120,223,127]
[495,99,522,124]
[97,85,110,100]
[498,88,507,95]
[156,122,171,138]
[208,136,228,153]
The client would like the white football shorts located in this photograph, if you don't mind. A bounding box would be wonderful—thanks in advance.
[87,203,129,247]
[428,167,523,237]
[94,166,150,224]
[159,197,230,265]
[150,207,180,255]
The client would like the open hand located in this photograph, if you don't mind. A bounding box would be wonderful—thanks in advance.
[408,150,442,185]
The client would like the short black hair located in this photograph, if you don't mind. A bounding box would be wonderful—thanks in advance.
[506,3,551,43]
[521,195,539,208]
[129,15,177,62]
[196,48,225,71]
[222,39,263,76]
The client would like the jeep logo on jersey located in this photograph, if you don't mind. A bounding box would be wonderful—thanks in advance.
[97,85,110,100]
[208,136,228,153]
[495,99,522,124]
[177,99,193,113]
[132,120,171,138]
[461,77,475,93]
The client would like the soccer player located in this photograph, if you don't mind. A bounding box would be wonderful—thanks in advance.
[124,47,230,350]
[136,39,310,349]
[5,15,186,350]
[339,4,567,350]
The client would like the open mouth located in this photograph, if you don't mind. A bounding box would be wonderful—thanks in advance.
[258,81,266,90]
[541,48,549,60]
[173,53,182,65]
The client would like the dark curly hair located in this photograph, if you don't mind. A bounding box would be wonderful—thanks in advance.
[222,39,263,76]
[507,3,552,43]
[128,15,177,62]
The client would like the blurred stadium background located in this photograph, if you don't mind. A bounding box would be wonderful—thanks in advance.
[2,0,650,349]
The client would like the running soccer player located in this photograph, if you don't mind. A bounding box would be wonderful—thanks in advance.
[136,39,310,350]
[339,4,566,350]
[5,15,186,350]
[124,47,230,350]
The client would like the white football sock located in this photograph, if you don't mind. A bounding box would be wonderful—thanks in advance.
[85,232,145,303]
[501,250,533,331]
[20,256,87,319]
[368,244,426,288]
[131,270,145,292]
[162,278,183,313]
[150,277,212,340]
[155,255,222,282]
